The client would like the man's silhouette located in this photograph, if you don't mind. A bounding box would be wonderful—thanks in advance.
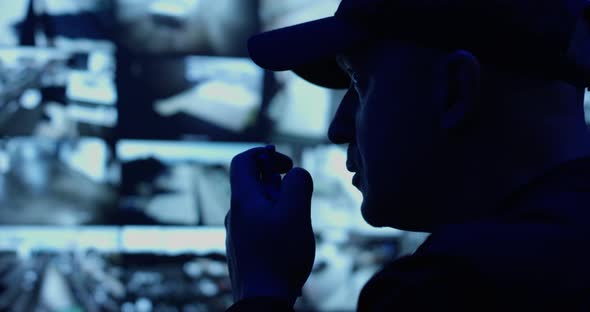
[225,0,590,310]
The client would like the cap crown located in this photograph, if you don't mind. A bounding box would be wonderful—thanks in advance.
[334,0,590,87]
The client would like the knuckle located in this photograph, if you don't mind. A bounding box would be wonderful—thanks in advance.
[230,148,262,168]
[230,153,245,168]
[292,166,308,175]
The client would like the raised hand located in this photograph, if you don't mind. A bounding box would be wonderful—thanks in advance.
[225,146,315,306]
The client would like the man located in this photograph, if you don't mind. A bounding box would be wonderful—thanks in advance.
[225,0,590,310]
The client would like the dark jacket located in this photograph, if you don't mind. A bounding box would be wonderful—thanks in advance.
[228,157,590,311]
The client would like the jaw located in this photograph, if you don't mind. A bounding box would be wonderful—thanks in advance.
[360,191,442,232]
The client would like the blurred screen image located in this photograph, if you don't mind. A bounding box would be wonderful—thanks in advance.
[259,0,342,143]
[114,0,259,56]
[0,46,117,140]
[0,227,231,312]
[0,1,114,47]
[114,0,343,144]
[0,226,410,311]
[116,55,267,142]
[117,140,271,226]
[115,140,401,233]
[0,2,29,46]
[0,137,118,225]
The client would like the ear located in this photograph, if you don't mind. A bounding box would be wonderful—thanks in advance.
[439,50,481,130]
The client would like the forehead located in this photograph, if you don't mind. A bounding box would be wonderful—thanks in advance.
[336,40,416,71]
[337,40,445,75]
[335,40,382,71]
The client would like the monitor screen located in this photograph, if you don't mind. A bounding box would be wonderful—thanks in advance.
[116,140,261,226]
[0,47,117,138]
[113,0,343,144]
[0,2,29,46]
[0,225,408,311]
[115,54,268,142]
[115,139,380,230]
[114,0,258,56]
[0,0,118,137]
[0,137,118,225]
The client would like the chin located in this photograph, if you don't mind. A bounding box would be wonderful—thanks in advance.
[360,196,437,232]
[360,201,389,228]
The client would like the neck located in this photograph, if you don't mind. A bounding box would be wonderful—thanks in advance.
[466,120,589,204]
[439,83,590,221]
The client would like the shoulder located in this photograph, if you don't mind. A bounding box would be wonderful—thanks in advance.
[357,251,484,311]
[358,222,590,311]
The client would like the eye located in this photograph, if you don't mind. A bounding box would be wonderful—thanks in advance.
[351,72,366,91]
[351,72,361,85]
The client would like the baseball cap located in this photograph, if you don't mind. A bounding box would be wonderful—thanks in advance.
[248,0,590,89]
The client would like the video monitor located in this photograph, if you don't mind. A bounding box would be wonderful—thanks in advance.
[0,137,118,225]
[115,139,383,230]
[116,140,264,226]
[0,225,410,311]
[113,0,346,144]
[116,54,268,142]
[0,2,29,46]
[0,0,118,140]
[0,1,120,225]
[114,0,258,56]
[258,0,343,143]
[0,47,117,139]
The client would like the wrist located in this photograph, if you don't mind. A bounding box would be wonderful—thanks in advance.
[227,296,297,312]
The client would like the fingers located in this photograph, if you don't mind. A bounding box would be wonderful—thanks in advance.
[230,147,293,201]
[271,150,294,174]
[230,147,268,200]
[259,146,283,200]
[278,167,314,219]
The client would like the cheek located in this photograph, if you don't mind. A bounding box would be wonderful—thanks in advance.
[356,93,441,186]
[355,96,394,158]
[354,100,392,190]
[354,102,371,168]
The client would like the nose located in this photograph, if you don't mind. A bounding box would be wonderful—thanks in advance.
[328,89,358,144]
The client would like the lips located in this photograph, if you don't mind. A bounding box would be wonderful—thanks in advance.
[346,145,359,173]
[346,160,357,173]
[347,145,362,189]
[352,173,361,187]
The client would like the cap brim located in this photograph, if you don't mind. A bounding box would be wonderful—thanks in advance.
[248,17,371,89]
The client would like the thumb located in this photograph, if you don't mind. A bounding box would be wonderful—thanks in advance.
[278,167,314,218]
